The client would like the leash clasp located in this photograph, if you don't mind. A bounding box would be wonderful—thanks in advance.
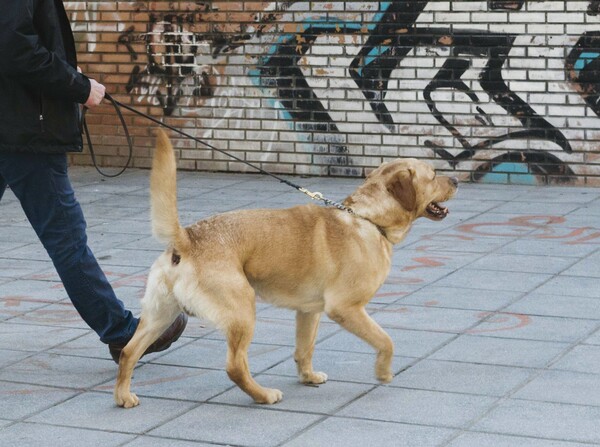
[299,188,324,202]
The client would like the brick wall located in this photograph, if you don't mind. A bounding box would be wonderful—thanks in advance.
[66,1,600,185]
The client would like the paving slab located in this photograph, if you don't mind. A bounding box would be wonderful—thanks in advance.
[1,168,600,446]
[283,417,456,447]
[0,423,134,447]
[338,386,498,428]
[473,399,600,444]
[149,404,322,447]
[446,432,594,447]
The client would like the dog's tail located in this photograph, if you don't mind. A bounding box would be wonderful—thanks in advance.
[150,129,191,252]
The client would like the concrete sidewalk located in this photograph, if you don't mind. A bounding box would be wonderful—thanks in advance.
[1,167,600,446]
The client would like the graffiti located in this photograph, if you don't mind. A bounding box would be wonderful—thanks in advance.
[118,6,218,115]
[84,1,600,182]
[567,32,600,118]
[258,0,575,180]
[457,215,600,245]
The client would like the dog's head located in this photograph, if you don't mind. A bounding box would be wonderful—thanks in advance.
[344,158,458,242]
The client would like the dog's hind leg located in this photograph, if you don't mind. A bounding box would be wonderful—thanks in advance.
[114,269,181,408]
[326,303,394,383]
[222,285,283,404]
[294,311,327,385]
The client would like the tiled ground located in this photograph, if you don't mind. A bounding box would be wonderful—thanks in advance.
[1,167,599,446]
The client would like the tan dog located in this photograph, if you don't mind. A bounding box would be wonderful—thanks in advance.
[114,130,457,408]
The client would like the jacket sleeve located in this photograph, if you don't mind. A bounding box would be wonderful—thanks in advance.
[0,0,90,104]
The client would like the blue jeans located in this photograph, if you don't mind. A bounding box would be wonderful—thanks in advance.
[0,152,138,344]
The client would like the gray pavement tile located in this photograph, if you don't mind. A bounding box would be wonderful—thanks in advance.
[87,217,151,234]
[447,432,593,447]
[442,198,504,213]
[49,332,113,360]
[178,197,255,213]
[473,399,600,444]
[0,296,54,321]
[316,327,456,358]
[570,199,600,216]
[506,293,600,320]
[9,303,87,329]
[514,369,600,407]
[584,329,600,345]
[0,353,116,389]
[432,269,552,293]
[81,204,144,221]
[371,305,488,333]
[122,436,214,447]
[0,225,38,242]
[466,253,576,274]
[282,416,456,447]
[213,374,372,413]
[513,189,599,203]
[0,258,54,279]
[469,314,598,343]
[93,248,158,268]
[400,286,522,311]
[404,235,513,254]
[205,316,340,347]
[86,194,151,210]
[534,276,600,299]
[0,279,66,302]
[383,268,459,289]
[391,249,485,271]
[0,423,134,447]
[562,251,600,277]
[1,243,49,262]
[430,335,569,368]
[86,232,147,252]
[497,239,598,258]
[27,392,196,434]
[0,323,86,352]
[265,350,414,385]
[338,387,497,428]
[95,364,233,403]
[0,381,78,420]
[489,201,582,215]
[550,345,600,374]
[391,360,534,397]
[149,403,322,447]
[449,212,541,231]
[0,349,32,369]
[153,337,292,373]
[119,235,165,251]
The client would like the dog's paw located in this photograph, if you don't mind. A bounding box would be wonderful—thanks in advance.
[256,388,283,405]
[115,391,140,409]
[376,371,393,384]
[301,371,328,385]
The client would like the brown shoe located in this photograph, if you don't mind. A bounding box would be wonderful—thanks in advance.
[109,313,188,364]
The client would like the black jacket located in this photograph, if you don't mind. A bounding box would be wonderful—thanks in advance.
[0,0,91,153]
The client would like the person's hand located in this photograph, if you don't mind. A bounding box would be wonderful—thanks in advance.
[84,78,106,108]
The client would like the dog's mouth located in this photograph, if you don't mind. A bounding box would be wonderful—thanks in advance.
[425,201,449,220]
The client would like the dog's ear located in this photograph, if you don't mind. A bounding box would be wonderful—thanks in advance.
[387,169,416,211]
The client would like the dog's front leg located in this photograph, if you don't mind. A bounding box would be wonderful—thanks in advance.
[295,311,327,384]
[326,304,394,383]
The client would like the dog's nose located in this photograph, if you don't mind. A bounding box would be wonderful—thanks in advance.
[450,177,459,187]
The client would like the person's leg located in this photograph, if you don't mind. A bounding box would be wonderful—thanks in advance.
[0,171,6,202]
[0,152,137,344]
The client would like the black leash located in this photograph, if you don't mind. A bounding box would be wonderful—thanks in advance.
[82,93,353,212]
[82,94,133,178]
